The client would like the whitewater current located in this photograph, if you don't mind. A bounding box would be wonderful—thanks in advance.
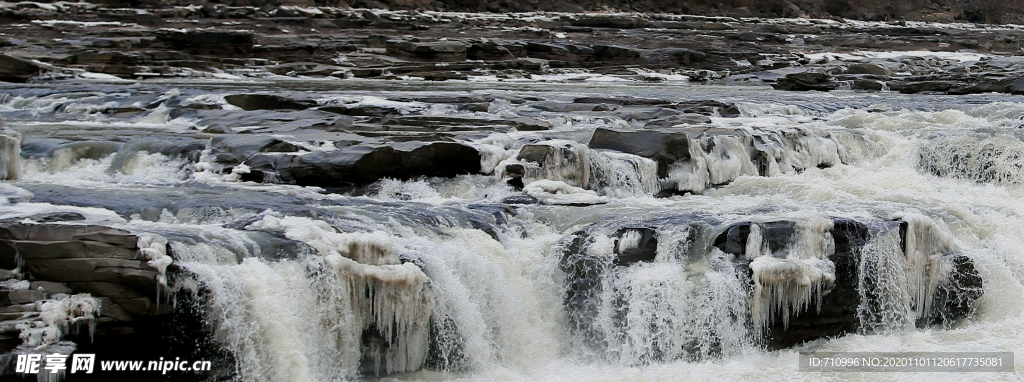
[1,80,1023,382]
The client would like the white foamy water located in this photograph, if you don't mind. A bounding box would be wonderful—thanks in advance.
[0,82,1022,382]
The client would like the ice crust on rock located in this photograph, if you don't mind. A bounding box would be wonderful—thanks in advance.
[523,179,610,205]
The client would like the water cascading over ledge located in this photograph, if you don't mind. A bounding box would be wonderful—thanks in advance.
[558,210,983,361]
[0,115,21,181]
[918,131,1024,185]
[494,125,850,203]
[166,218,440,380]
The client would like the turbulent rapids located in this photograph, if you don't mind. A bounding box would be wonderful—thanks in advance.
[0,79,1022,382]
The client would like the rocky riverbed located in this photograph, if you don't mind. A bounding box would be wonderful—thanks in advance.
[0,3,1022,382]
[2,1,1024,93]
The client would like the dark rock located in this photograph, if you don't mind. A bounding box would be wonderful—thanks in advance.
[531,102,611,112]
[406,71,469,81]
[560,213,983,358]
[516,57,549,70]
[182,109,351,133]
[618,107,680,121]
[674,100,742,117]
[501,194,539,204]
[7,290,44,304]
[592,45,641,61]
[772,71,839,91]
[612,227,658,266]
[21,258,157,290]
[550,2,585,13]
[1007,78,1024,94]
[210,133,359,165]
[851,79,885,91]
[589,127,699,177]
[899,80,961,94]
[155,29,254,55]
[29,281,72,294]
[0,54,47,83]
[246,141,482,187]
[573,96,669,106]
[569,15,648,29]
[224,94,317,111]
[386,40,468,62]
[320,105,399,117]
[384,115,552,131]
[467,41,515,61]
[845,63,889,75]
[948,77,1012,95]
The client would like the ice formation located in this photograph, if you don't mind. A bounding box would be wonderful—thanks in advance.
[17,294,101,349]
[496,140,593,189]
[523,179,610,205]
[857,212,957,330]
[138,233,173,287]
[747,217,837,328]
[246,215,433,375]
[0,115,22,181]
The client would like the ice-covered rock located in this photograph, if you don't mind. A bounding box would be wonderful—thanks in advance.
[559,212,982,357]
[0,115,22,181]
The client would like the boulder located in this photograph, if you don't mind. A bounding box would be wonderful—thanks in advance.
[589,126,843,193]
[383,115,552,131]
[845,63,890,75]
[468,41,515,61]
[589,127,698,178]
[179,109,352,133]
[155,29,255,55]
[898,80,961,94]
[772,71,840,91]
[592,45,642,61]
[224,94,317,111]
[0,222,164,321]
[0,54,47,83]
[386,40,468,62]
[569,15,648,29]
[531,102,613,112]
[245,141,482,187]
[674,100,742,117]
[559,213,983,358]
[644,114,713,128]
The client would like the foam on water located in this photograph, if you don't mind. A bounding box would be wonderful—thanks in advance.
[748,215,836,329]
[3,84,1024,381]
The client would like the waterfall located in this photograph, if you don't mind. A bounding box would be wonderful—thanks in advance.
[0,82,1018,382]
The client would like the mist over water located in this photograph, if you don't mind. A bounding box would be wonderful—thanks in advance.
[2,81,1023,381]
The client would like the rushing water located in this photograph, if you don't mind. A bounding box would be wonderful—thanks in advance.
[1,79,1023,382]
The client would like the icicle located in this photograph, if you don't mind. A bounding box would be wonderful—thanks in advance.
[523,179,609,205]
[748,217,836,328]
[705,134,758,185]
[138,233,172,287]
[590,150,659,197]
[0,115,22,180]
[893,212,954,319]
[17,294,101,350]
[617,230,643,253]
[496,140,592,188]
[665,136,710,193]
[246,215,434,375]
[857,212,957,331]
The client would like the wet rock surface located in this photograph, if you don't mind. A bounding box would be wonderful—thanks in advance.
[0,218,170,358]
[0,4,1014,380]
[0,3,1022,90]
